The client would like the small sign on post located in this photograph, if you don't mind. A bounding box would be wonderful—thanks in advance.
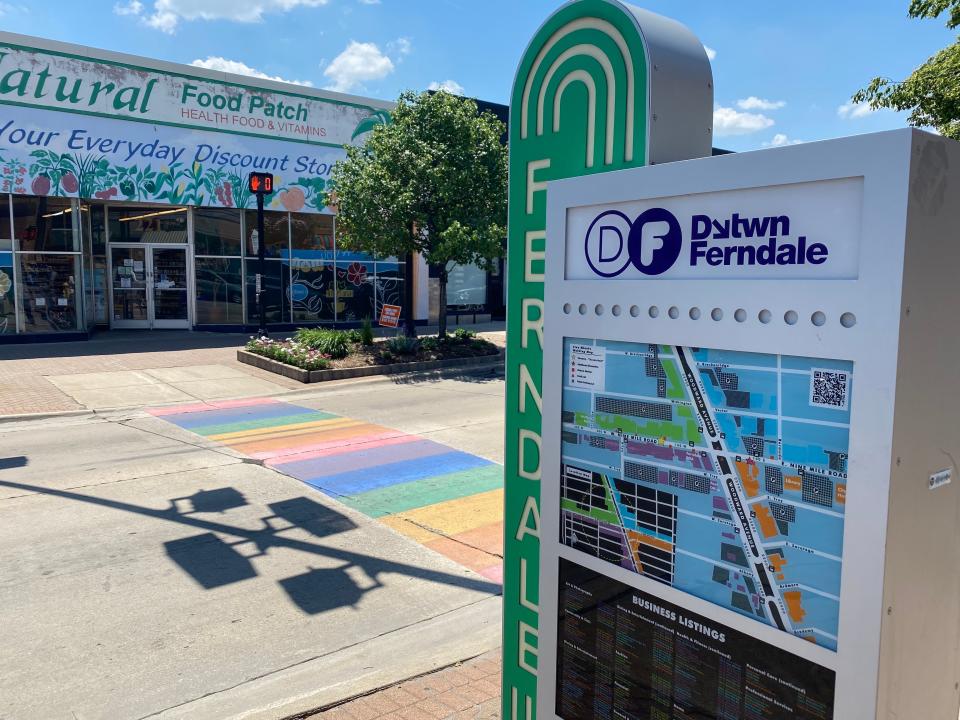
[379,304,401,328]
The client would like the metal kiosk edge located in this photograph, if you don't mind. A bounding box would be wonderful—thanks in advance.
[538,129,960,720]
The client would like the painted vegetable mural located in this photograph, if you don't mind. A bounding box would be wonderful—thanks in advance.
[0,149,336,213]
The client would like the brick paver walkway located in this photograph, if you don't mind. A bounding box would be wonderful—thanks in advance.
[306,651,501,720]
[0,330,299,415]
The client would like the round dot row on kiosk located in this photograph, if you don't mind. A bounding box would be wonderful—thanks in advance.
[561,303,856,328]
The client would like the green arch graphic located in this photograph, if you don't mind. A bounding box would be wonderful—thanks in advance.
[502,2,712,718]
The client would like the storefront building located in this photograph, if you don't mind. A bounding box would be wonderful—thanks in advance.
[0,31,432,341]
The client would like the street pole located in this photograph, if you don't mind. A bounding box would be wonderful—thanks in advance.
[405,221,416,337]
[256,191,267,338]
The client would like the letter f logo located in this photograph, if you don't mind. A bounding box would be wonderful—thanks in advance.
[627,207,683,276]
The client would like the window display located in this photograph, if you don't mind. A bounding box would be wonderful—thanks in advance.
[17,253,79,332]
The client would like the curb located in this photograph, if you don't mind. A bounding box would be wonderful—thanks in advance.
[0,408,93,425]
[237,348,505,383]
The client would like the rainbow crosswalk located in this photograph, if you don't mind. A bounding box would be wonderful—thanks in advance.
[149,397,504,582]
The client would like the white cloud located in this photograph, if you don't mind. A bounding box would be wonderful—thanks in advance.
[190,56,313,86]
[713,106,774,136]
[140,0,330,33]
[763,133,805,148]
[113,0,143,15]
[703,45,716,61]
[323,40,394,93]
[737,96,785,111]
[428,79,465,95]
[388,36,412,58]
[837,101,875,119]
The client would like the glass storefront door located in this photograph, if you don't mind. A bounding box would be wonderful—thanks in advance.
[150,247,189,328]
[109,244,189,329]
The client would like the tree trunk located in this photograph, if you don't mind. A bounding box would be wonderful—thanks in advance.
[438,268,448,338]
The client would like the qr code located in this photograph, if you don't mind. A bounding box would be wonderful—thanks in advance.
[810,369,850,410]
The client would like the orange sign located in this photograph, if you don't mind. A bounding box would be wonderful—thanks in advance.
[379,304,401,328]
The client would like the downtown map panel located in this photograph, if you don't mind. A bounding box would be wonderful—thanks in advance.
[560,338,852,651]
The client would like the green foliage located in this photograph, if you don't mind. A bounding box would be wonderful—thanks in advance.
[385,333,420,355]
[330,90,508,335]
[419,335,440,352]
[453,327,476,340]
[246,337,331,371]
[854,0,960,139]
[909,0,960,26]
[293,328,350,359]
[360,317,375,346]
[345,328,363,343]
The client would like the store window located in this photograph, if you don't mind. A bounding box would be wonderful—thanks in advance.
[245,259,289,324]
[244,210,289,258]
[16,253,80,333]
[196,257,243,324]
[446,263,487,309]
[335,259,375,322]
[291,213,334,256]
[13,197,78,252]
[108,207,188,243]
[0,250,13,334]
[195,208,242,256]
[374,261,405,317]
[290,259,335,322]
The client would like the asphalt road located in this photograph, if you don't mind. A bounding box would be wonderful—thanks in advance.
[0,367,505,720]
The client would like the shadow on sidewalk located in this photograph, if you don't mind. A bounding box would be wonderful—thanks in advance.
[0,477,501,615]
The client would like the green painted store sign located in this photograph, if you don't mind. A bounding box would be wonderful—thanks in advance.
[0,33,391,148]
[0,32,394,212]
[502,2,712,718]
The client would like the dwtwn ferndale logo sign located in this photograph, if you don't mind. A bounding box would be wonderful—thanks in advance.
[0,43,387,146]
[566,178,865,281]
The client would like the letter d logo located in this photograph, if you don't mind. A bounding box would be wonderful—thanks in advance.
[627,207,683,275]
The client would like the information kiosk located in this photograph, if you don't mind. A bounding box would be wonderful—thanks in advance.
[537,129,960,719]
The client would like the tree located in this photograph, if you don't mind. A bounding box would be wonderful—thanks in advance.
[854,0,960,139]
[330,90,507,337]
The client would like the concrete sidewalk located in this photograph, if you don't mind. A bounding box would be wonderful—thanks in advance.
[0,363,506,720]
[0,325,505,417]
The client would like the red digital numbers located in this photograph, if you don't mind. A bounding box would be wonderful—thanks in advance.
[248,172,274,194]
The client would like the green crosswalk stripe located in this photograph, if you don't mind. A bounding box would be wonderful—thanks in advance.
[340,464,504,518]
[194,411,340,436]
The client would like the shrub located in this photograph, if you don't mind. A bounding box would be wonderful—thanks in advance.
[360,317,375,346]
[294,328,350,359]
[419,335,440,352]
[246,337,331,371]
[385,333,420,355]
[453,327,476,340]
[346,328,363,343]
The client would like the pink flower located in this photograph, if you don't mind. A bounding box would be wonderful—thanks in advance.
[346,262,368,286]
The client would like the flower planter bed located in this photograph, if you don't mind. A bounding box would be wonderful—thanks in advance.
[239,332,502,383]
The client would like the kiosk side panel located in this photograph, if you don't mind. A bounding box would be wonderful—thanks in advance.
[878,132,960,719]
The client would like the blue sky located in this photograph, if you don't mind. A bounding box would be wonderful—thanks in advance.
[1,0,954,151]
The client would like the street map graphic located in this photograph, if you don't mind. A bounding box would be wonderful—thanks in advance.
[560,338,852,651]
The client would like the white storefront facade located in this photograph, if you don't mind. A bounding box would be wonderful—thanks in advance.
[0,31,432,340]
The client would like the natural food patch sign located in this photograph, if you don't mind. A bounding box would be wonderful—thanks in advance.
[0,32,393,213]
[502,3,713,718]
